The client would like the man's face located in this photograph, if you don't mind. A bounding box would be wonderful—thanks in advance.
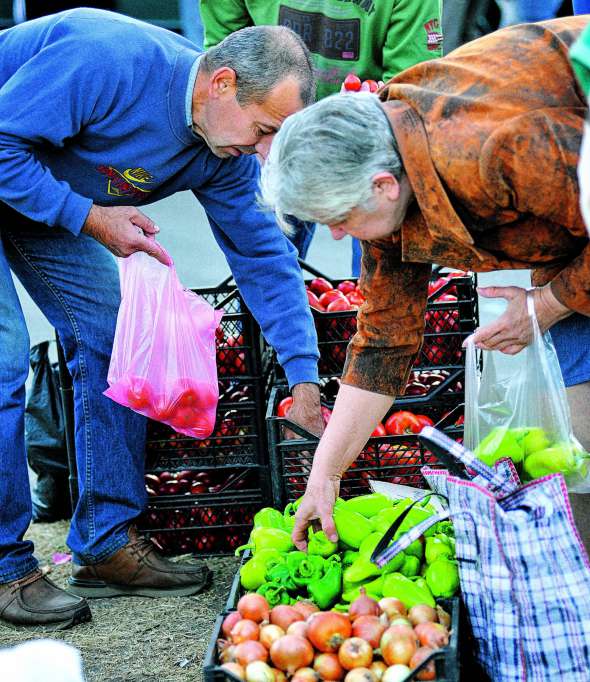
[195,72,303,160]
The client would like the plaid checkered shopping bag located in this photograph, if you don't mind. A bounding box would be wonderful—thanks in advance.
[372,427,590,682]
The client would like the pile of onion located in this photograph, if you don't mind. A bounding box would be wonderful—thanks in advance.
[218,590,452,681]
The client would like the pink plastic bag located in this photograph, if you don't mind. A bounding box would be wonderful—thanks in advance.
[104,251,223,439]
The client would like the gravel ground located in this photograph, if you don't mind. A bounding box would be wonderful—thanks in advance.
[0,520,240,681]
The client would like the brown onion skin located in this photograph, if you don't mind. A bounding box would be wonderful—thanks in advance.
[291,667,319,682]
[349,588,380,622]
[237,594,270,623]
[436,605,451,629]
[269,635,314,675]
[381,633,417,667]
[352,615,386,649]
[269,605,304,631]
[222,611,242,638]
[287,621,309,639]
[292,600,320,619]
[221,662,245,680]
[231,619,260,644]
[272,669,287,682]
[314,652,345,680]
[344,668,376,682]
[235,641,269,667]
[369,661,387,681]
[408,605,438,626]
[338,637,373,671]
[307,612,352,653]
[409,647,436,681]
[414,622,449,649]
[259,624,285,649]
[378,598,407,618]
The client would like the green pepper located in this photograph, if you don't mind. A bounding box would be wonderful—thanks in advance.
[382,572,435,609]
[402,538,424,562]
[333,507,373,549]
[344,556,381,584]
[342,493,392,518]
[308,556,342,610]
[342,550,359,567]
[332,602,350,613]
[236,527,294,556]
[308,528,338,558]
[434,520,455,537]
[342,576,383,602]
[266,562,297,591]
[424,558,460,598]
[287,551,325,587]
[240,557,268,591]
[357,532,405,574]
[425,535,454,565]
[399,555,421,578]
[257,582,291,607]
[371,501,434,536]
[254,507,286,529]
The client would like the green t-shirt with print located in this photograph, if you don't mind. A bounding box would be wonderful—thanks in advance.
[201,0,443,101]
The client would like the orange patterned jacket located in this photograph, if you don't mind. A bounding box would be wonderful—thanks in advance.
[342,17,590,396]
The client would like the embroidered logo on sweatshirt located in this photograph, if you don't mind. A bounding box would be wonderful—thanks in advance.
[97,165,154,200]
[424,18,443,52]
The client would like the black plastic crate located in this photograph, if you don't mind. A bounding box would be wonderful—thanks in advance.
[203,555,462,682]
[137,483,267,556]
[267,385,464,507]
[264,266,478,383]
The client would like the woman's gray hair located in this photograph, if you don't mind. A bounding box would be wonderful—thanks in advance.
[202,26,315,107]
[259,93,403,231]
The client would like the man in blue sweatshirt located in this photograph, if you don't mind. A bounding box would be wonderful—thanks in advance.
[0,9,322,628]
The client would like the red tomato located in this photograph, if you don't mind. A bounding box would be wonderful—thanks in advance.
[327,297,353,312]
[307,289,325,311]
[371,423,387,437]
[384,411,423,435]
[337,280,356,295]
[126,377,153,410]
[321,406,333,425]
[414,414,434,430]
[343,73,362,91]
[309,277,333,296]
[318,289,347,308]
[363,79,379,92]
[277,396,294,418]
[347,290,365,307]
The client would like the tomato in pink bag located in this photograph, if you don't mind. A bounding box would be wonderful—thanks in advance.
[104,251,223,438]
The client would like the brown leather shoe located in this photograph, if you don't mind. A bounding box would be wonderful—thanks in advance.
[68,526,212,598]
[0,569,91,628]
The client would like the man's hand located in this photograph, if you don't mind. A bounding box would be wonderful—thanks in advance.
[82,204,172,266]
[468,284,572,354]
[292,474,340,550]
[285,382,325,438]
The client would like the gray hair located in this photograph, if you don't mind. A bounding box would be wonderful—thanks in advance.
[259,93,403,231]
[202,26,315,107]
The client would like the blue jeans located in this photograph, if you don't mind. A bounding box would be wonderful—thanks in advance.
[0,206,146,581]
[550,313,590,388]
[286,216,316,260]
[496,0,563,26]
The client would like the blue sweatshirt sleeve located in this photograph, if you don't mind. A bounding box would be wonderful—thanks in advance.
[193,155,319,387]
[0,27,100,233]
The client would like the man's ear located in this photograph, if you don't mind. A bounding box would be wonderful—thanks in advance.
[208,67,238,99]
[372,172,400,201]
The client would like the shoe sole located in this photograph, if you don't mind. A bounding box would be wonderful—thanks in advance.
[66,568,212,599]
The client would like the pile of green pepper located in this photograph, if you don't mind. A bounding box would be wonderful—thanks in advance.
[236,493,459,610]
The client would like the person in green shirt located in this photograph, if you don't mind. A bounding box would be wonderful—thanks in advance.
[200,0,443,271]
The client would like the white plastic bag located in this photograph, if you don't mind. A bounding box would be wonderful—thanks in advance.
[464,291,590,492]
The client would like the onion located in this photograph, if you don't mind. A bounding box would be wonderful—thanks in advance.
[270,605,304,631]
[408,605,438,626]
[293,600,320,619]
[246,661,275,682]
[369,661,387,680]
[351,615,386,649]
[409,647,436,681]
[272,669,287,682]
[219,644,238,664]
[436,605,451,629]
[378,598,407,619]
[221,662,245,680]
[231,619,260,644]
[380,625,416,652]
[270,635,314,675]
[287,621,309,638]
[382,665,411,682]
[235,641,269,667]
[338,637,373,671]
[238,594,270,623]
[381,633,417,667]
[314,652,345,680]
[389,616,412,628]
[307,612,352,653]
[414,622,449,649]
[291,667,319,681]
[259,624,285,649]
[349,588,380,622]
[223,611,243,638]
[344,668,376,682]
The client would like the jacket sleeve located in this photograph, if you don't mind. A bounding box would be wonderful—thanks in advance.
[341,237,431,396]
[200,0,252,49]
[381,0,443,82]
[192,155,319,387]
[480,107,590,315]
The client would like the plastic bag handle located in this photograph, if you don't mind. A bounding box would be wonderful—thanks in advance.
[419,426,517,494]
[371,493,450,568]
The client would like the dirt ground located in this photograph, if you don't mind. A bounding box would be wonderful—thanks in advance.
[0,520,240,681]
